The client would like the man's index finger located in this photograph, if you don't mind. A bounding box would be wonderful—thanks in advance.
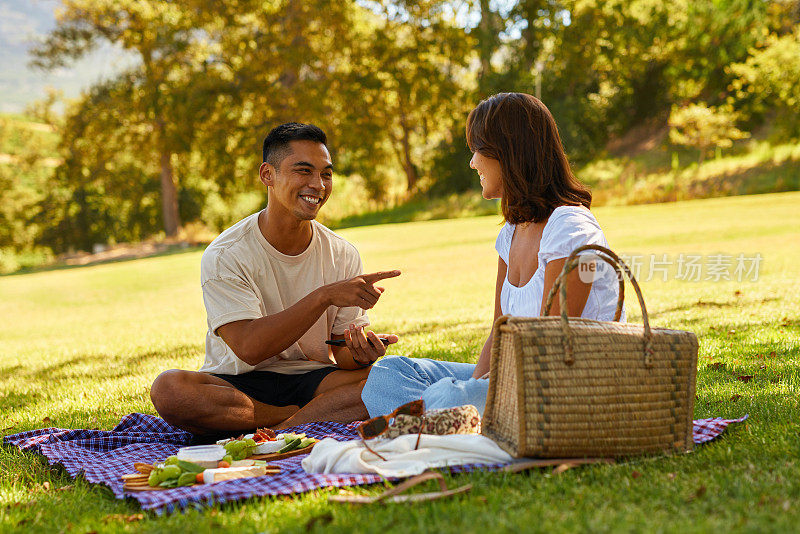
[362,270,401,283]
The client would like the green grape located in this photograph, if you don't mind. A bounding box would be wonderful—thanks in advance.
[164,455,179,466]
[223,454,233,464]
[148,470,160,487]
[244,438,256,447]
[177,472,196,487]
[159,465,181,482]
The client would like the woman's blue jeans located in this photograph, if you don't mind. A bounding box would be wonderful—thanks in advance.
[361,355,490,417]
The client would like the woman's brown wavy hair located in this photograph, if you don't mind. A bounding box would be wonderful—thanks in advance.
[466,92,591,224]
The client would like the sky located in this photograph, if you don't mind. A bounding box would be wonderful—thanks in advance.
[0,0,133,114]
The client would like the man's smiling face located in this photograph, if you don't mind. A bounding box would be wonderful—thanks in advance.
[263,140,333,221]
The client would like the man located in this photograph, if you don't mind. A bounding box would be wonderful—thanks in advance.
[150,122,399,435]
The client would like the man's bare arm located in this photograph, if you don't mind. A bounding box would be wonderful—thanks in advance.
[217,270,401,366]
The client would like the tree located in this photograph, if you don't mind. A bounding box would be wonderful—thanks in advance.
[668,103,749,164]
[31,0,217,237]
[729,28,800,140]
[336,0,475,194]
[0,117,50,252]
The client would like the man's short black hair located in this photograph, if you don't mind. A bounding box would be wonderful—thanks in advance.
[262,122,328,167]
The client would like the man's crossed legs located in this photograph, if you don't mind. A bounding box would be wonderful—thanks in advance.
[150,367,370,435]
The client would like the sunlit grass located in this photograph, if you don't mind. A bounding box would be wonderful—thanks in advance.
[1,192,799,532]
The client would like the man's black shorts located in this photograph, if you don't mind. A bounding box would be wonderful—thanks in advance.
[211,366,338,408]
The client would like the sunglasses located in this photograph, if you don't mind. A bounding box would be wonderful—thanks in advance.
[356,399,425,440]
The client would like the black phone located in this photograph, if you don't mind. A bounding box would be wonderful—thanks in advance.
[325,337,391,347]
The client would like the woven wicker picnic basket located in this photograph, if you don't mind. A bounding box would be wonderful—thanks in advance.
[481,245,698,458]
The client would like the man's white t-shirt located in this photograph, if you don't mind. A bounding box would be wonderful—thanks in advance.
[199,213,370,375]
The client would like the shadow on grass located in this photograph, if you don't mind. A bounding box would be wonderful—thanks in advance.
[1,344,202,383]
[0,363,22,376]
[647,296,780,322]
[1,244,208,278]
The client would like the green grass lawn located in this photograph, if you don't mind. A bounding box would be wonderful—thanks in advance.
[2,192,799,533]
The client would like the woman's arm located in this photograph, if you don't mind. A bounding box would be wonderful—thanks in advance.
[539,257,592,317]
[472,256,507,378]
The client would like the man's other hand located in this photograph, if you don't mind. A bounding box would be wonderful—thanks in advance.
[344,324,398,367]
[323,270,401,310]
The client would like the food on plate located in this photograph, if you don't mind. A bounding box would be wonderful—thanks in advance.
[177,472,196,487]
[131,457,276,490]
[214,431,319,459]
[176,444,225,469]
[217,427,277,445]
[221,438,258,461]
[278,438,302,454]
[146,459,205,488]
[274,433,318,454]
[254,427,277,441]
[202,465,267,484]
[252,440,285,454]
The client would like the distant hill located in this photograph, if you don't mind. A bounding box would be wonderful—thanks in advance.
[0,0,134,113]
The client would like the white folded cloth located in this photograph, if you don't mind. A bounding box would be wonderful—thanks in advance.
[301,433,512,478]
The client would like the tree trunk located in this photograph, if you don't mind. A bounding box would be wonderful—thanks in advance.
[519,0,545,74]
[159,148,181,237]
[398,112,419,192]
[477,0,500,95]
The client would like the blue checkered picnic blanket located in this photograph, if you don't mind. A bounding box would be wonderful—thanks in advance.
[4,413,747,514]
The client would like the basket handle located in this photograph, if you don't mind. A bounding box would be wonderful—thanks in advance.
[543,247,625,323]
[541,244,654,367]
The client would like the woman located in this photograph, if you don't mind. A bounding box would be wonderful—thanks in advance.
[361,92,624,417]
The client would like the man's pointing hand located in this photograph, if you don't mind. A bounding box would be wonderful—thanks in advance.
[323,270,401,309]
[360,270,402,284]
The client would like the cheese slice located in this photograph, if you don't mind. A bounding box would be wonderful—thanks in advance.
[202,465,267,484]
[253,439,286,455]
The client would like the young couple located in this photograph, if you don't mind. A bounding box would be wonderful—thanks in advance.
[150,92,624,436]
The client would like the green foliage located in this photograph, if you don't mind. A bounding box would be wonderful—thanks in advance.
[3,0,798,260]
[330,190,499,229]
[729,29,800,140]
[665,0,775,103]
[669,103,750,163]
[428,130,478,196]
[335,1,475,193]
[0,115,59,272]
[583,138,800,206]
